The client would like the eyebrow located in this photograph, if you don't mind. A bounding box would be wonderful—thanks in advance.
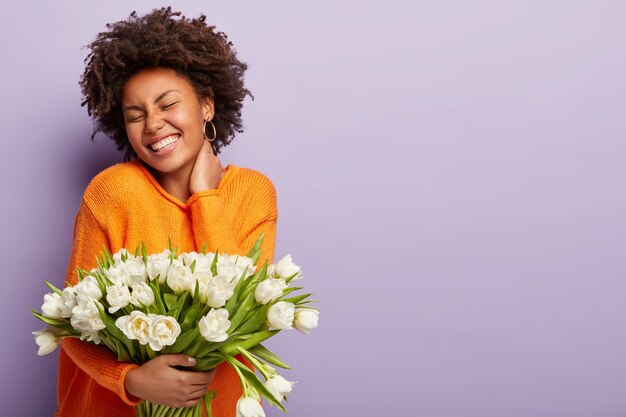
[122,90,180,112]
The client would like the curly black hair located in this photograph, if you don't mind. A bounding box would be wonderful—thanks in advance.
[80,7,251,159]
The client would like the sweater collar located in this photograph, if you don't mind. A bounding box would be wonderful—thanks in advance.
[131,159,238,209]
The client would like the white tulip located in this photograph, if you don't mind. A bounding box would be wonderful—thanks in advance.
[115,311,151,345]
[265,374,295,402]
[254,279,286,304]
[266,301,295,330]
[148,314,181,351]
[41,292,62,319]
[81,330,102,344]
[216,254,238,282]
[130,282,155,307]
[32,327,63,356]
[193,254,213,274]
[200,274,235,308]
[106,285,131,313]
[104,262,130,286]
[198,308,231,342]
[58,287,77,318]
[146,253,171,283]
[195,269,213,292]
[124,258,147,285]
[232,255,255,284]
[179,251,200,267]
[74,276,103,303]
[236,396,265,417]
[71,300,106,343]
[166,260,194,293]
[294,309,319,335]
[268,255,301,280]
[112,248,131,264]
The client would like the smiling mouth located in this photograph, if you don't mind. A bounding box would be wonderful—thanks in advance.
[149,135,180,152]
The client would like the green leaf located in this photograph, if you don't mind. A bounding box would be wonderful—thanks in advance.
[203,390,216,417]
[282,293,312,305]
[192,280,201,306]
[246,233,265,265]
[91,273,108,296]
[189,337,224,358]
[248,344,290,369]
[194,355,225,372]
[180,302,201,332]
[134,243,141,257]
[32,314,77,335]
[102,245,115,265]
[170,328,200,353]
[95,303,137,357]
[147,280,166,315]
[228,293,255,330]
[32,311,70,327]
[164,293,179,311]
[219,330,279,355]
[142,242,148,264]
[235,303,270,334]
[146,345,157,360]
[210,252,219,276]
[239,262,268,301]
[224,271,248,315]
[165,292,190,321]
[279,286,302,299]
[190,259,197,273]
[226,356,286,412]
[44,281,63,295]
[97,252,108,270]
[109,336,132,362]
[168,238,179,260]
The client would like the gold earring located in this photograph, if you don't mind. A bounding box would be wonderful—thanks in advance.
[203,119,217,142]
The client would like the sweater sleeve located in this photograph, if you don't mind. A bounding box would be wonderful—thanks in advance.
[187,170,278,266]
[60,201,141,406]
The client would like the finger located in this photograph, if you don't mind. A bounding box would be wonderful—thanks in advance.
[186,385,209,399]
[162,354,197,368]
[182,397,203,408]
[182,389,208,407]
[185,372,215,386]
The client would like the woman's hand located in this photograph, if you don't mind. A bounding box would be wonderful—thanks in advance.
[190,139,224,194]
[125,354,217,407]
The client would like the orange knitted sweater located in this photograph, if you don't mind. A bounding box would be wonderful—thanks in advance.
[55,160,277,417]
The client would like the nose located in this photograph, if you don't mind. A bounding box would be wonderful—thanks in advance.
[144,111,165,134]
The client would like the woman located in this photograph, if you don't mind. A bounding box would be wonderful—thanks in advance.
[57,7,277,417]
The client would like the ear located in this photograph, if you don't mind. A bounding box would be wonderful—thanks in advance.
[202,97,215,121]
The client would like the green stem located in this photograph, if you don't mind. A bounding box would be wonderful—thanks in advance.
[135,401,145,417]
[225,355,250,396]
[236,347,271,380]
[155,404,168,417]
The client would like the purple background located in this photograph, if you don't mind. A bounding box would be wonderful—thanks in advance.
[2,1,625,416]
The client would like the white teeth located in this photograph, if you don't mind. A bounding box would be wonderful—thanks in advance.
[150,135,178,151]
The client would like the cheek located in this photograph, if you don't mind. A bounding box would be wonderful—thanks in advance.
[180,115,206,150]
[124,124,144,150]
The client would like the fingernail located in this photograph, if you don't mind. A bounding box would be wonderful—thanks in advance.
[188,357,197,365]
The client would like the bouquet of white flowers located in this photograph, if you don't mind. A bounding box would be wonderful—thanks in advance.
[32,235,319,417]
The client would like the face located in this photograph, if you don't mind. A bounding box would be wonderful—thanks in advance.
[121,67,214,179]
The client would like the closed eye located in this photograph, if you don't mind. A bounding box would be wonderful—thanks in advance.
[126,114,146,123]
[162,101,179,110]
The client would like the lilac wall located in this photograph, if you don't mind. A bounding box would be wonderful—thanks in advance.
[2,1,625,416]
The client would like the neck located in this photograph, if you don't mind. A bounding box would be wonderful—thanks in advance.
[149,163,193,202]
